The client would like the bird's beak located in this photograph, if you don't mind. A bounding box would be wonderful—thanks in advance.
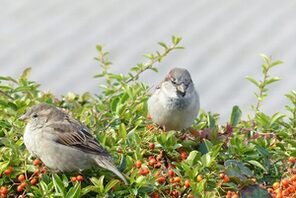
[176,84,186,94]
[19,114,28,121]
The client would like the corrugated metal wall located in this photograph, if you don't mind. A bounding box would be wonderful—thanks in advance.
[1,0,295,122]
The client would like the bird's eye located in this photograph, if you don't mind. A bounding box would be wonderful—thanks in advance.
[32,113,38,118]
[171,79,176,84]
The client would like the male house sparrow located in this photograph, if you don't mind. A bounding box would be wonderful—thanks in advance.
[19,103,128,184]
[148,68,200,131]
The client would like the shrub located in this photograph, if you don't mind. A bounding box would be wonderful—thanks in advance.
[0,36,295,197]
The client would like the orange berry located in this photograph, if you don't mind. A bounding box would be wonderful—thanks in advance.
[168,169,175,177]
[20,182,26,188]
[275,193,282,198]
[219,173,225,179]
[223,175,230,183]
[289,156,296,164]
[184,179,190,188]
[33,159,41,166]
[197,175,203,182]
[0,186,8,195]
[16,185,23,192]
[169,178,174,184]
[267,188,273,193]
[231,194,239,198]
[76,175,84,182]
[173,176,181,183]
[147,124,155,130]
[30,178,38,185]
[180,151,188,160]
[147,114,152,120]
[149,143,155,150]
[70,177,77,182]
[154,161,162,169]
[273,182,280,189]
[290,174,296,181]
[148,158,157,166]
[157,176,166,184]
[18,174,25,182]
[154,171,161,177]
[135,160,142,169]
[281,179,289,187]
[187,194,194,198]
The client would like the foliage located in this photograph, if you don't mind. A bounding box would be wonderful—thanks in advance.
[0,36,295,198]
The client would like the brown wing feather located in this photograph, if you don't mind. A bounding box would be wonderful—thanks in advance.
[47,115,111,157]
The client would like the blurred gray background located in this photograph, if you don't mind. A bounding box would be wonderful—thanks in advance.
[1,0,295,122]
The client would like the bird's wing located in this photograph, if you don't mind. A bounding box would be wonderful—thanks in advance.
[47,116,111,157]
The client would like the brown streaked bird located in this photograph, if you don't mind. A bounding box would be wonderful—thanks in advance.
[148,68,200,131]
[19,103,128,184]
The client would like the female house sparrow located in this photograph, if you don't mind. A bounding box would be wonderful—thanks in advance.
[19,103,128,184]
[148,68,200,131]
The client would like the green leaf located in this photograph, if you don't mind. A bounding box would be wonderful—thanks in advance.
[246,76,260,87]
[201,153,211,167]
[65,182,81,198]
[230,105,242,127]
[90,176,104,193]
[240,184,271,198]
[186,150,199,166]
[104,179,120,193]
[118,123,127,141]
[96,45,102,52]
[20,67,32,80]
[158,42,168,49]
[52,174,65,196]
[248,160,267,172]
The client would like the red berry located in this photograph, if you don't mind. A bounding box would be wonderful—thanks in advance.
[168,169,175,177]
[76,175,84,182]
[223,175,230,183]
[149,143,155,150]
[281,179,289,187]
[180,151,188,160]
[16,185,23,192]
[139,168,150,176]
[135,160,142,169]
[151,192,160,198]
[157,176,166,184]
[30,178,38,185]
[70,177,77,182]
[33,159,41,166]
[4,166,13,175]
[184,179,190,188]
[18,174,25,182]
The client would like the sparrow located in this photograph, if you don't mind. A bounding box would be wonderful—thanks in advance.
[19,103,128,184]
[148,68,200,131]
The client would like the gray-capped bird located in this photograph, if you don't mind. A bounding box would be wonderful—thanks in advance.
[148,68,200,131]
[19,103,128,184]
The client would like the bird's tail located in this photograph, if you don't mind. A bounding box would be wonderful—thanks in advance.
[94,156,128,185]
